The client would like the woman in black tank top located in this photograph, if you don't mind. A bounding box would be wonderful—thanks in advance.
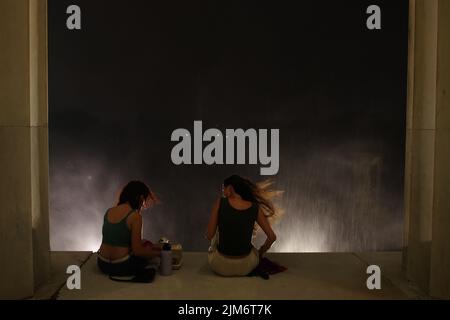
[206,175,281,276]
[217,197,258,256]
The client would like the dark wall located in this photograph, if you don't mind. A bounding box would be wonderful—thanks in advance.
[48,0,408,252]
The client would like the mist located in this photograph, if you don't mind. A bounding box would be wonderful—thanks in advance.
[49,137,404,252]
[48,0,407,252]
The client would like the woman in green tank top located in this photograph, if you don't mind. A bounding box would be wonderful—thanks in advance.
[98,180,161,277]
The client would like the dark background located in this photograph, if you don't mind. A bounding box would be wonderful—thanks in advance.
[48,0,408,252]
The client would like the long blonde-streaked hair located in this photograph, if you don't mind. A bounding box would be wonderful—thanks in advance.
[223,175,284,232]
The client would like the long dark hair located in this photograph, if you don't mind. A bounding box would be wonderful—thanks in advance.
[223,175,283,227]
[117,180,150,210]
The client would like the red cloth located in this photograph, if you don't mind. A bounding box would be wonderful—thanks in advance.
[248,257,287,279]
[258,257,287,275]
[142,240,153,247]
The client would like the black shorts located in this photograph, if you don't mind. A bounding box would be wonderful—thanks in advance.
[97,255,149,276]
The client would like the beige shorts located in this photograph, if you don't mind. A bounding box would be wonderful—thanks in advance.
[207,233,259,277]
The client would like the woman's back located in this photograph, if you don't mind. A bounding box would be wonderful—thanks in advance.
[99,204,135,260]
[102,206,135,247]
[217,197,258,257]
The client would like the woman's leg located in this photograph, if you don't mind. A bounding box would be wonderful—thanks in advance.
[97,257,113,275]
[208,250,233,276]
[245,247,260,273]
[97,254,152,277]
[207,232,228,275]
[128,255,150,274]
[208,248,259,277]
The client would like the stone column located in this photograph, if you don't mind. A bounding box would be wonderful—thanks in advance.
[404,0,437,293]
[429,0,450,299]
[0,0,50,299]
[404,0,450,299]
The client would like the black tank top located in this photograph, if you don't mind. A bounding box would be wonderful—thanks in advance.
[217,197,258,256]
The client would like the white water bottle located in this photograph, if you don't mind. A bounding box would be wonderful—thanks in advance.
[160,243,172,276]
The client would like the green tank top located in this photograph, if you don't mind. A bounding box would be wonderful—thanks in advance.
[102,209,135,247]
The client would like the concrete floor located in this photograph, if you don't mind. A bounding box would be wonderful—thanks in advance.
[32,251,92,300]
[34,251,428,300]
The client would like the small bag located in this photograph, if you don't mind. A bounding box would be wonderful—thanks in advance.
[109,267,156,283]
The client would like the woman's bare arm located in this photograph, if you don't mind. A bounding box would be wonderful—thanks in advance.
[206,198,221,240]
[256,208,277,257]
[130,214,161,258]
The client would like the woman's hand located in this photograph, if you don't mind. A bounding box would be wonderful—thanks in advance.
[149,245,162,257]
[142,191,161,210]
[256,208,277,257]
